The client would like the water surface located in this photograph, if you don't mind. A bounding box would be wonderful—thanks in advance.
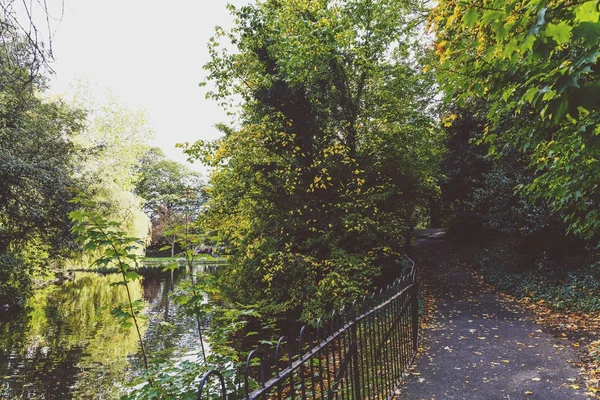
[0,265,214,399]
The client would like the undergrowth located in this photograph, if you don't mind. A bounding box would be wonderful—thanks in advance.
[473,240,600,313]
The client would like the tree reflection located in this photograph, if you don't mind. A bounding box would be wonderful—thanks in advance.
[0,266,210,399]
[0,273,145,399]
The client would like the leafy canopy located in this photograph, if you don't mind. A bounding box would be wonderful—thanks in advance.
[183,0,442,321]
[431,0,600,241]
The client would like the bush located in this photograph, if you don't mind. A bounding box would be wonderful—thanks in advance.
[0,253,31,307]
[473,240,600,312]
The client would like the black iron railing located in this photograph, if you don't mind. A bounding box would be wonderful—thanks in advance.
[197,256,418,400]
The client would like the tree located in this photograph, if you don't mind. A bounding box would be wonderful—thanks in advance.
[68,83,154,250]
[183,0,442,321]
[134,147,205,255]
[430,0,600,242]
[440,100,559,241]
[0,26,85,305]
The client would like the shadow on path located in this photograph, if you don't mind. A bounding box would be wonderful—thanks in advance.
[398,239,589,400]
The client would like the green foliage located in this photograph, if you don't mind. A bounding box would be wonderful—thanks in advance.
[68,82,153,250]
[474,241,600,312]
[0,24,86,305]
[135,147,206,255]
[170,273,219,320]
[431,0,600,243]
[183,0,443,322]
[69,197,149,369]
[440,102,559,239]
[0,254,31,307]
[135,147,205,220]
[123,297,260,400]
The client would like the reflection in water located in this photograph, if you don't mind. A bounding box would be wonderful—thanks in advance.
[0,266,213,399]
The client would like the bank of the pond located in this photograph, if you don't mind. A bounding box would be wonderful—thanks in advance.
[0,265,218,399]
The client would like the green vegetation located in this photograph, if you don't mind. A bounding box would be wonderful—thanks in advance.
[474,239,600,312]
[2,0,600,397]
[432,0,600,307]
[70,197,150,369]
[182,0,443,322]
[431,0,600,242]
[135,147,206,257]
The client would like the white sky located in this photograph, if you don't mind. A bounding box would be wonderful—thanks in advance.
[44,0,249,173]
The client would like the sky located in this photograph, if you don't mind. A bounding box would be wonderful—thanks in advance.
[42,0,249,174]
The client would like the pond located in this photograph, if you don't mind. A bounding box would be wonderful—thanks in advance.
[0,265,218,399]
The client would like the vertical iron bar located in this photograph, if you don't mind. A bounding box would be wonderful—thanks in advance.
[330,311,338,400]
[350,319,361,400]
[323,324,332,399]
[339,308,347,400]
[384,288,393,398]
[393,288,401,383]
[402,287,408,370]
[389,288,398,388]
[307,327,317,400]
[299,326,308,400]
[356,299,367,400]
[411,277,419,354]
[378,289,391,398]
[368,296,377,399]
[374,293,384,398]
[316,320,326,400]
[388,289,398,390]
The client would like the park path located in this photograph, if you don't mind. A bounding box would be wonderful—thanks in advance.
[398,238,590,400]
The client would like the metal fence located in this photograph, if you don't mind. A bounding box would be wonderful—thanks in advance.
[197,256,418,400]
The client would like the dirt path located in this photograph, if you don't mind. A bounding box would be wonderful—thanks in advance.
[398,239,590,400]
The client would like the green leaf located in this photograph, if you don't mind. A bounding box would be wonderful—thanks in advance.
[503,38,520,58]
[545,22,573,45]
[462,8,479,28]
[161,262,180,272]
[482,10,504,25]
[553,99,569,123]
[572,22,600,46]
[575,1,600,23]
[125,271,140,281]
[520,35,537,53]
[492,22,508,41]
[523,87,539,103]
[554,74,579,94]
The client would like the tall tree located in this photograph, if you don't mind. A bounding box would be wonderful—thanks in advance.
[430,0,600,242]
[184,0,442,321]
[0,26,85,305]
[68,83,154,246]
[135,147,205,255]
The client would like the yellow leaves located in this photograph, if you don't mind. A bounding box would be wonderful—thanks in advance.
[568,384,580,389]
[524,391,533,395]
[441,113,457,127]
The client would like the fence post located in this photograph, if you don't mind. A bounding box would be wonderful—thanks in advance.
[410,276,419,351]
[350,314,362,400]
